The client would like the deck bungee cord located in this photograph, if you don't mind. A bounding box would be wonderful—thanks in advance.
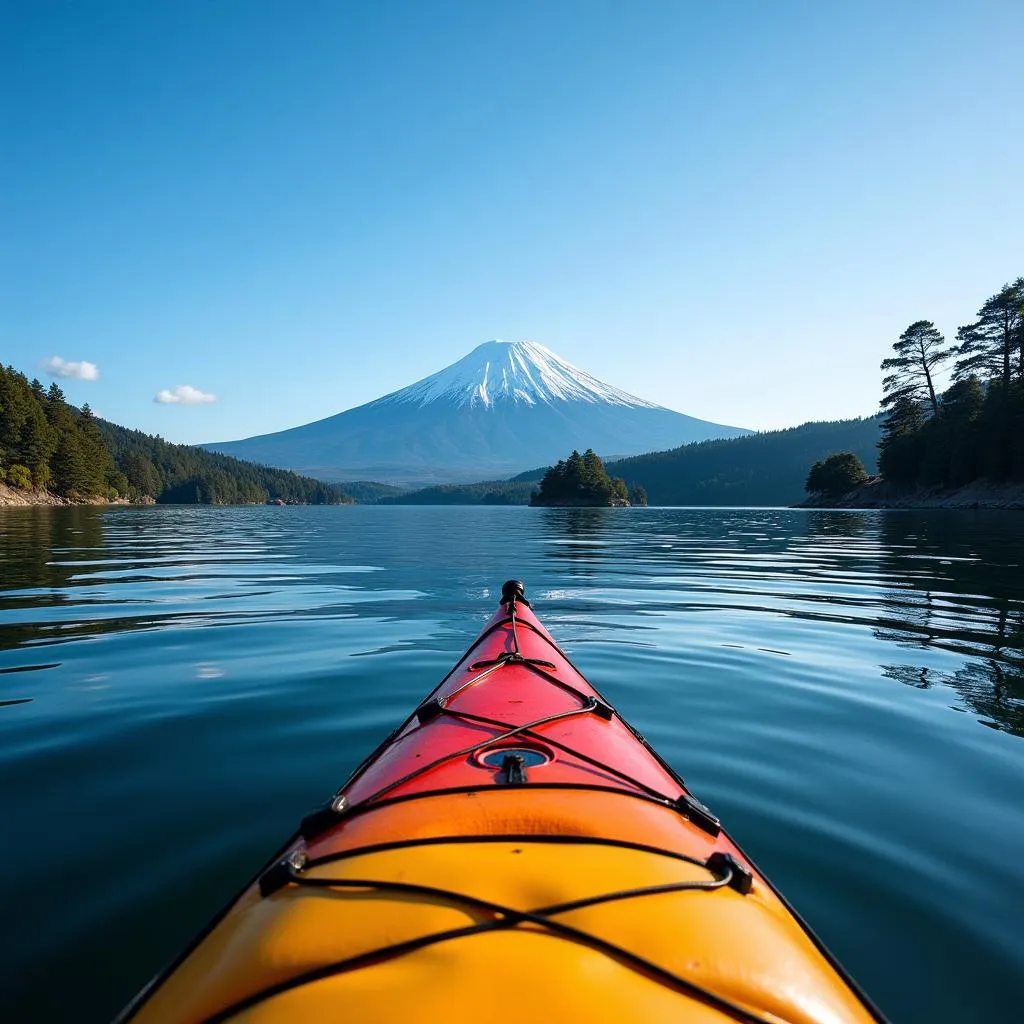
[120,581,889,1024]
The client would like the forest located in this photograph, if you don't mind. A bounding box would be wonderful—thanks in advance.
[0,364,351,504]
[876,277,1023,487]
[806,276,1024,498]
[381,417,882,506]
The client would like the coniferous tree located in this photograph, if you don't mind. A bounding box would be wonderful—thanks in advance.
[953,279,1024,391]
[532,447,630,505]
[881,320,950,417]
[877,396,926,484]
[2,362,352,504]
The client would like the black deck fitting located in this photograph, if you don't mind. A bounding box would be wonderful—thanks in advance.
[501,580,527,605]
[500,753,529,784]
[707,851,753,894]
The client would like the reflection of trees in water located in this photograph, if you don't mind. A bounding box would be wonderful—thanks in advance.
[0,506,105,591]
[0,507,112,654]
[875,512,1024,736]
[805,510,870,537]
[882,661,1024,736]
[540,507,610,541]
[536,509,612,580]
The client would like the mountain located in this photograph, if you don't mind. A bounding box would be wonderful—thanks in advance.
[377,416,883,506]
[202,341,750,485]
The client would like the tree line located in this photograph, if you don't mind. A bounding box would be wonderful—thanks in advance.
[378,418,881,506]
[1,364,351,504]
[806,276,1023,497]
[877,277,1023,486]
[0,366,117,498]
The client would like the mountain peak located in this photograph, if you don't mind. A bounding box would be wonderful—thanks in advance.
[203,337,751,485]
[373,339,664,411]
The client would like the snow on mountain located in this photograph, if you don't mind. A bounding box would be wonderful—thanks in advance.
[375,340,662,410]
[202,340,750,486]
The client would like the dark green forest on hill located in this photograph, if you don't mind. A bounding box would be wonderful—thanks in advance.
[606,418,880,505]
[1,364,351,504]
[380,479,536,505]
[381,417,881,505]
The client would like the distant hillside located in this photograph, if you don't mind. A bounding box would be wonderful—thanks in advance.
[607,417,882,506]
[380,417,881,506]
[1,362,350,505]
[341,480,409,503]
[97,420,352,504]
[380,477,537,505]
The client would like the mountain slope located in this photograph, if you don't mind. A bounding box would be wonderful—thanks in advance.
[203,341,750,485]
[378,416,882,506]
[97,420,352,504]
[606,416,882,506]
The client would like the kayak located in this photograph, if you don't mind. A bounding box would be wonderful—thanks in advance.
[120,581,886,1023]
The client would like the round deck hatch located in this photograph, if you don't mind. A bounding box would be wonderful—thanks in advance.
[478,746,551,769]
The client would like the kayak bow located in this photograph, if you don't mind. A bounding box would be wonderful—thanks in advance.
[121,581,886,1023]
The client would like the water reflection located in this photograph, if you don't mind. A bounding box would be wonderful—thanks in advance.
[882,661,1024,735]
[1,505,1023,1023]
[805,510,869,537]
[872,513,1024,735]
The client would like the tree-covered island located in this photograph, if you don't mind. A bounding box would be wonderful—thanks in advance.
[530,448,647,506]
[804,275,1024,507]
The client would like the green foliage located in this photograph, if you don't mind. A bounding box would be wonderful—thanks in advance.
[1,362,353,504]
[608,418,881,506]
[805,452,868,497]
[870,275,1024,489]
[878,396,926,484]
[388,420,883,507]
[8,463,32,489]
[382,478,539,505]
[96,420,353,505]
[881,320,950,416]
[953,278,1024,391]
[340,480,410,503]
[32,463,52,490]
[628,483,648,506]
[531,449,630,506]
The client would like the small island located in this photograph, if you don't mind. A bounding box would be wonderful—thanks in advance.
[530,448,647,507]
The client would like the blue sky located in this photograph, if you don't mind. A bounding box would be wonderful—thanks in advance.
[3,0,1021,443]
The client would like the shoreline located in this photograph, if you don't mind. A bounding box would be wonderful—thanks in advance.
[0,483,129,508]
[797,477,1024,511]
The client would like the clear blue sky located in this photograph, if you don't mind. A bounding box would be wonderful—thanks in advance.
[3,0,1021,443]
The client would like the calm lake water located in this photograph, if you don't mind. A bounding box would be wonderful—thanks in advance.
[1,505,1022,1022]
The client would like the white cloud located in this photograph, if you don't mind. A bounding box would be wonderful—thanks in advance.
[154,385,217,405]
[41,356,100,381]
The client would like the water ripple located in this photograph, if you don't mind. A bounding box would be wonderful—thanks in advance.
[0,504,1022,1023]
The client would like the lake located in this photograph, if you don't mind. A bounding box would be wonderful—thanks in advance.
[1,505,1022,1022]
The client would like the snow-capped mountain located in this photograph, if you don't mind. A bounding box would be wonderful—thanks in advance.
[203,340,750,485]
[377,340,662,410]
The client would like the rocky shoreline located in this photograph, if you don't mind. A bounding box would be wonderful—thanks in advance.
[0,483,129,508]
[798,477,1024,510]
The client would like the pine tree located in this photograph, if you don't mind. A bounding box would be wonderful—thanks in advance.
[954,279,1024,391]
[881,320,950,417]
[878,397,926,484]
